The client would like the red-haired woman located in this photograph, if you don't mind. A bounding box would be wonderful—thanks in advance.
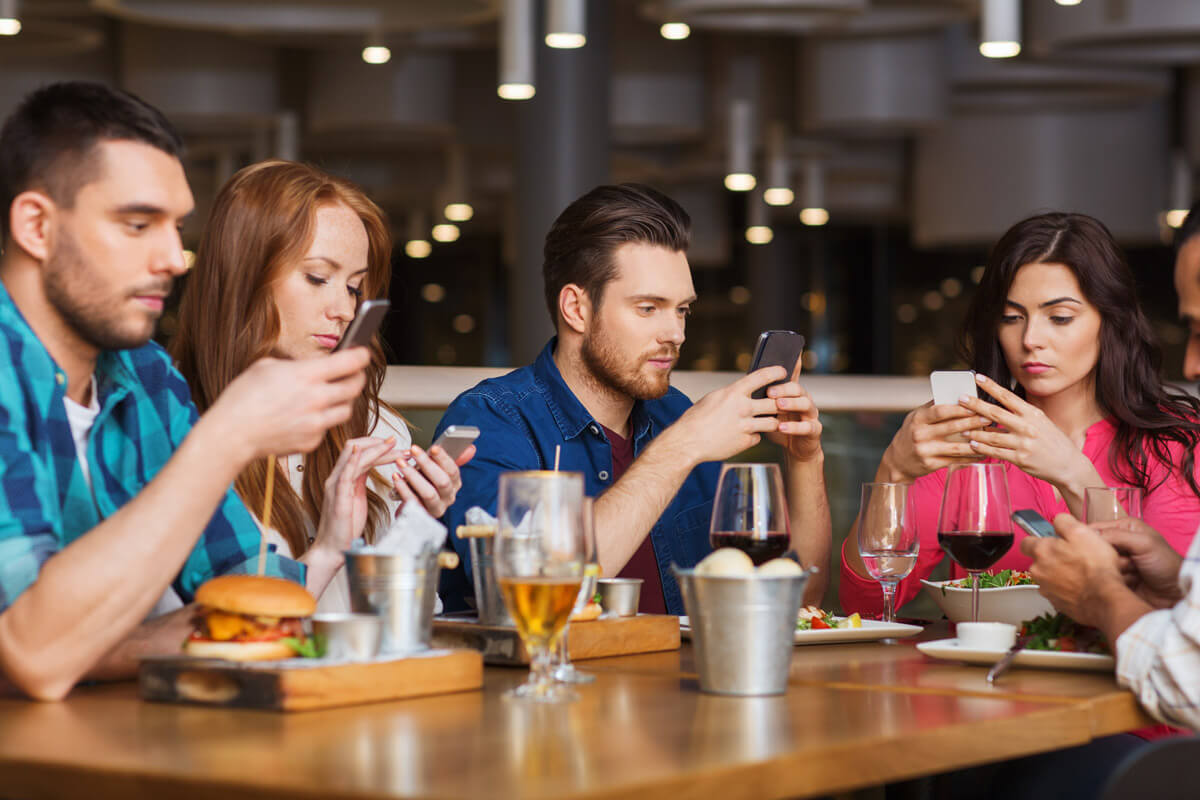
[172,160,472,610]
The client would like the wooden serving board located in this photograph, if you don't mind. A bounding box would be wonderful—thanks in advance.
[431,614,680,666]
[138,648,482,712]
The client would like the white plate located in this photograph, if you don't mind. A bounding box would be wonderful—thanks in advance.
[916,638,1115,672]
[679,616,923,645]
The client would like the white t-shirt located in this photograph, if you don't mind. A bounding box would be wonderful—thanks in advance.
[64,376,183,617]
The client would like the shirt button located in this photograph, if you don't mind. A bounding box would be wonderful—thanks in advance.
[590,425,600,435]
[296,464,304,472]
[55,373,65,386]
[599,471,609,481]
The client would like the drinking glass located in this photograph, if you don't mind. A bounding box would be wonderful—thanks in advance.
[495,471,586,702]
[551,497,599,685]
[855,482,919,623]
[709,463,791,565]
[1083,486,1143,524]
[935,463,1013,622]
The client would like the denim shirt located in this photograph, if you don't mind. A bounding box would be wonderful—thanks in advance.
[435,339,719,615]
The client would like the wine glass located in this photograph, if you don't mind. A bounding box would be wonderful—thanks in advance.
[551,497,599,685]
[855,482,918,624]
[935,463,1013,622]
[495,471,586,702]
[1083,486,1143,524]
[709,463,791,565]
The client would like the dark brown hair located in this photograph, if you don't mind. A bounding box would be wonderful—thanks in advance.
[171,160,395,558]
[542,183,691,327]
[960,211,1200,500]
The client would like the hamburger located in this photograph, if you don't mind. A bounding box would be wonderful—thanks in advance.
[569,599,602,622]
[184,575,316,661]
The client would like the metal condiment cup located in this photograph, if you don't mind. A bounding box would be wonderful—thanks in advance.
[312,613,382,661]
[344,548,443,655]
[597,578,642,617]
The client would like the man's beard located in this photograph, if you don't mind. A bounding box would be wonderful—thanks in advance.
[43,228,166,352]
[580,320,676,402]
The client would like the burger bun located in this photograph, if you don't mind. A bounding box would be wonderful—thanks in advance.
[194,575,316,618]
[182,638,296,662]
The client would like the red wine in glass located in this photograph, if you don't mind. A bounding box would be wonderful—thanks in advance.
[937,531,1014,572]
[710,531,790,565]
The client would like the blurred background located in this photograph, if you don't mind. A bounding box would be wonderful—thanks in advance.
[3,0,1198,612]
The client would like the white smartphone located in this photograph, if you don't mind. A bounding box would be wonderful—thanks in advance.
[407,425,480,467]
[930,370,977,406]
[333,299,390,352]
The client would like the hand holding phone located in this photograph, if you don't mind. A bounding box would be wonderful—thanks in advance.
[1012,509,1058,539]
[406,425,479,467]
[748,330,806,400]
[930,370,977,406]
[333,299,390,352]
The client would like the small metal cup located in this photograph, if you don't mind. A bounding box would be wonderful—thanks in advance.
[597,578,642,617]
[344,549,442,655]
[675,567,810,696]
[312,613,382,661]
[460,527,515,626]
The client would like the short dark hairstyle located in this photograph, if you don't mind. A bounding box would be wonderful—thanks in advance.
[1175,200,1200,254]
[0,81,183,241]
[542,182,691,326]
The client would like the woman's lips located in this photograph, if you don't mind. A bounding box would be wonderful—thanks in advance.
[314,334,340,349]
[1022,362,1050,374]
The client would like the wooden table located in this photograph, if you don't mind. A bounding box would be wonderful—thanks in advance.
[0,629,1152,800]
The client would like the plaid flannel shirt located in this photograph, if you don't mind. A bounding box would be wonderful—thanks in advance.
[0,281,302,612]
[1117,530,1200,730]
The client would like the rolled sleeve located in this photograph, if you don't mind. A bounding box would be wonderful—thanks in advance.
[1116,591,1200,730]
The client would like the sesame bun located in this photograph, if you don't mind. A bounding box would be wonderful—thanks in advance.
[182,638,296,662]
[194,575,316,618]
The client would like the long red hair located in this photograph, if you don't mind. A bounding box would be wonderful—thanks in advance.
[171,159,395,557]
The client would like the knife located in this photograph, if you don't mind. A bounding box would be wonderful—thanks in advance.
[987,634,1029,685]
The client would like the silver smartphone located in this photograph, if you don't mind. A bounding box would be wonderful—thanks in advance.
[407,425,480,467]
[333,299,390,352]
[748,330,806,400]
[1012,509,1058,539]
[930,370,977,406]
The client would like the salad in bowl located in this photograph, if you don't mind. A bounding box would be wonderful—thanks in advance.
[921,570,1055,625]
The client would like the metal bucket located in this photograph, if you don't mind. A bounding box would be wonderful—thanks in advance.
[467,535,515,626]
[345,550,441,655]
[675,567,810,696]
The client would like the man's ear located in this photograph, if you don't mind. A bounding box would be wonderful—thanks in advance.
[558,283,592,335]
[8,190,55,263]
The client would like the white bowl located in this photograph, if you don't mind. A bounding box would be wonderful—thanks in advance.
[920,579,1055,626]
[956,621,1017,650]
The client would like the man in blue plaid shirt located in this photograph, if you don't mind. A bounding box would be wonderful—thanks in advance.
[0,83,370,699]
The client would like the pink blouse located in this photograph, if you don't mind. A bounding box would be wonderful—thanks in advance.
[840,418,1200,618]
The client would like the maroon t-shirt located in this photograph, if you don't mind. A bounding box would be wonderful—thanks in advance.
[602,424,667,615]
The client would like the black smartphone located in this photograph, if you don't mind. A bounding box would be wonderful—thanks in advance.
[1011,509,1057,539]
[748,330,806,399]
[333,299,390,352]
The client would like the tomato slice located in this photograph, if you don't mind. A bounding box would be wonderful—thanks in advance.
[1056,636,1078,652]
[811,617,832,630]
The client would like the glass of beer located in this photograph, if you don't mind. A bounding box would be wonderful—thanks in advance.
[551,497,600,685]
[495,471,586,702]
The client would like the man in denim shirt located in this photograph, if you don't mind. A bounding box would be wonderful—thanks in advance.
[0,83,370,699]
[437,184,830,614]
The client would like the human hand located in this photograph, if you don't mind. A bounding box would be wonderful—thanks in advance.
[961,373,1097,496]
[667,366,792,465]
[878,402,989,482]
[309,436,404,557]
[764,379,823,462]
[389,442,473,519]
[212,349,370,463]
[1019,514,1128,627]
[1090,518,1184,609]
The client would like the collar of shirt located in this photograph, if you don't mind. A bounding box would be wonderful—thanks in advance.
[531,338,653,449]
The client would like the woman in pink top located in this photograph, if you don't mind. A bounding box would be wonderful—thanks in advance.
[842,213,1200,618]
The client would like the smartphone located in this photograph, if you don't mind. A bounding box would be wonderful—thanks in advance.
[748,330,806,400]
[407,425,480,467]
[333,299,390,352]
[930,370,977,406]
[1012,509,1058,539]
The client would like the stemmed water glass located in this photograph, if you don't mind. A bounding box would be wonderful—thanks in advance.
[935,463,1013,622]
[855,482,918,624]
[495,471,586,702]
[551,497,599,685]
[709,463,791,565]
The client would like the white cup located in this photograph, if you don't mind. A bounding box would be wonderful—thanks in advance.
[956,621,1017,650]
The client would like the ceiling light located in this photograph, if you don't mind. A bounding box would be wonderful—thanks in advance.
[660,22,690,40]
[745,194,772,245]
[445,203,474,222]
[1054,0,1081,5]
[763,121,793,206]
[980,0,1021,59]
[545,0,586,49]
[1166,210,1189,229]
[406,212,431,259]
[498,0,536,100]
[725,98,756,192]
[432,223,460,243]
[441,146,473,224]
[1166,150,1193,230]
[361,30,390,64]
[0,0,20,36]
[764,188,794,206]
[799,159,828,226]
[421,283,446,303]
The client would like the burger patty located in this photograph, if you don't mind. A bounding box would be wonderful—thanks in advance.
[191,610,306,643]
